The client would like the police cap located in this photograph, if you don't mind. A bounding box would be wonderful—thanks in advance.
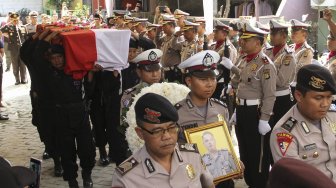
[132,49,162,71]
[297,64,336,94]
[135,93,178,124]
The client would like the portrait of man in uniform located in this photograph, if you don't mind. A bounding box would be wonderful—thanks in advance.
[184,121,242,183]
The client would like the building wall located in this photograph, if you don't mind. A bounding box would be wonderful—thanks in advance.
[0,0,43,16]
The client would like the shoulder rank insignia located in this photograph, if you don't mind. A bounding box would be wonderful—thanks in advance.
[145,158,155,173]
[174,103,182,110]
[186,99,194,109]
[116,157,139,176]
[210,98,227,108]
[276,132,293,156]
[281,117,297,132]
[179,143,199,153]
[262,57,270,64]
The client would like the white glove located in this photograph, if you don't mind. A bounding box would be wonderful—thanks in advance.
[258,120,271,135]
[229,110,236,125]
[221,57,234,70]
[226,84,232,94]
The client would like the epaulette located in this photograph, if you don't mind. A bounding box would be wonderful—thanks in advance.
[210,98,227,108]
[262,56,270,64]
[174,103,182,110]
[124,87,136,95]
[116,157,139,176]
[329,104,336,112]
[178,143,199,153]
[284,47,293,54]
[266,46,273,51]
[281,117,297,132]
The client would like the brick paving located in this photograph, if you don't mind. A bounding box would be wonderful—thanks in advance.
[0,58,248,188]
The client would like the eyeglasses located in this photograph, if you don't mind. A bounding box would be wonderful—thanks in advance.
[140,125,179,137]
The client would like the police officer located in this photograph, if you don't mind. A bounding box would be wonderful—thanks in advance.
[221,23,276,188]
[176,50,241,188]
[174,9,189,31]
[35,30,95,188]
[113,11,128,29]
[256,21,272,52]
[112,93,215,188]
[326,33,336,82]
[25,11,38,38]
[172,20,201,62]
[146,22,160,41]
[0,12,28,85]
[202,131,237,178]
[270,64,336,183]
[90,13,107,29]
[289,19,314,86]
[265,20,296,131]
[155,15,181,82]
[132,17,148,38]
[2,12,13,72]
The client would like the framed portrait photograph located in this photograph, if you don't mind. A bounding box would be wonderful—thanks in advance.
[184,121,241,184]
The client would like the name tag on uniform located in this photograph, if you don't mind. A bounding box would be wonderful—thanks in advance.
[304,143,317,151]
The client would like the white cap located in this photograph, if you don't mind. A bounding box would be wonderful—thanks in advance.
[133,49,163,71]
[256,21,270,32]
[214,19,231,31]
[269,20,289,29]
[124,15,134,23]
[290,19,310,31]
[174,9,189,18]
[160,14,176,25]
[240,23,269,39]
[181,20,199,31]
[146,22,160,31]
[193,17,205,23]
[178,50,220,77]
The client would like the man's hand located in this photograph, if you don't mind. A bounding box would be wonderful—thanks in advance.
[322,9,332,22]
[234,160,245,179]
[38,28,50,40]
[91,64,103,72]
[44,30,60,42]
[174,30,183,37]
[220,57,234,70]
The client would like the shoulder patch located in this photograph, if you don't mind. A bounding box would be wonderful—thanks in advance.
[175,103,182,110]
[179,143,199,153]
[124,87,136,95]
[276,132,294,156]
[210,98,227,108]
[116,157,139,176]
[283,55,293,66]
[329,104,336,112]
[262,57,270,64]
[281,117,297,132]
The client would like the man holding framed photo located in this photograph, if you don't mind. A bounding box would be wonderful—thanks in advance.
[176,50,243,188]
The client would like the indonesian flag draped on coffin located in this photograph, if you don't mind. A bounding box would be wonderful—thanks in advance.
[60,29,131,80]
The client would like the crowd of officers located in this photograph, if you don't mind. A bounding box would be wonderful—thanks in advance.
[1,4,336,188]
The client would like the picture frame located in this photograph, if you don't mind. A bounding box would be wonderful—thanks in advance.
[184,121,241,184]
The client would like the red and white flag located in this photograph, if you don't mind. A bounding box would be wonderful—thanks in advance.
[61,29,131,79]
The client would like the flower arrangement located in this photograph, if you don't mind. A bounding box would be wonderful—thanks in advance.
[125,82,190,153]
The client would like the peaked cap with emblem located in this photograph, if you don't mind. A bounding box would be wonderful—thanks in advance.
[113,11,128,19]
[178,50,220,78]
[256,21,270,32]
[10,12,19,20]
[193,17,205,24]
[213,20,231,32]
[269,20,289,34]
[297,64,336,94]
[181,20,199,31]
[174,9,190,18]
[132,49,163,71]
[160,14,176,25]
[29,11,38,17]
[290,19,310,31]
[132,17,148,26]
[135,93,178,124]
[124,15,134,23]
[146,22,160,31]
[240,23,269,39]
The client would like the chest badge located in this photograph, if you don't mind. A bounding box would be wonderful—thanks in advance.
[217,114,224,122]
[186,164,195,180]
[329,122,336,134]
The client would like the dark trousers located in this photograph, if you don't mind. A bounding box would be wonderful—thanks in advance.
[0,63,3,101]
[4,42,11,69]
[216,179,234,188]
[236,105,270,188]
[164,67,182,83]
[56,102,96,181]
[10,47,27,83]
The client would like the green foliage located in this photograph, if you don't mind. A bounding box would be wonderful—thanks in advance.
[47,0,73,10]
[73,3,90,18]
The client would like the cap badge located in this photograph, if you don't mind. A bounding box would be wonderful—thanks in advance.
[148,51,158,61]
[202,53,214,67]
[144,108,161,123]
[309,76,326,90]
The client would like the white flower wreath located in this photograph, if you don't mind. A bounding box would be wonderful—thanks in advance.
[125,82,190,153]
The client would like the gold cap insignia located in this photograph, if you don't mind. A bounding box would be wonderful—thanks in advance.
[309,76,326,90]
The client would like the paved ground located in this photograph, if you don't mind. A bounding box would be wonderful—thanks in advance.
[0,58,248,187]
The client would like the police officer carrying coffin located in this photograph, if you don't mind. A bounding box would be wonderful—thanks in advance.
[221,23,276,188]
[34,30,95,188]
[270,64,336,183]
[112,93,215,188]
[0,12,28,85]
[172,20,201,62]
[176,50,243,188]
